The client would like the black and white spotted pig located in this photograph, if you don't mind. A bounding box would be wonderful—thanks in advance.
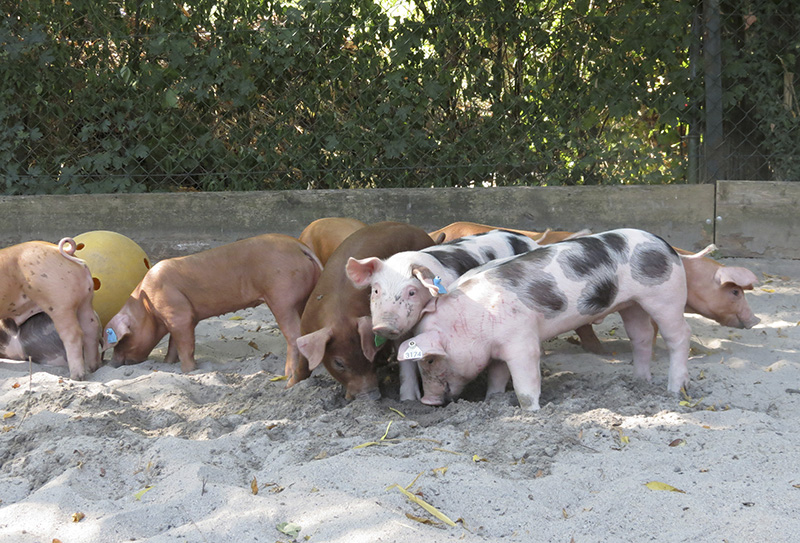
[346,229,538,400]
[397,228,692,411]
[0,313,68,367]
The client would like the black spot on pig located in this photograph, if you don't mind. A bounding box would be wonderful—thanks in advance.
[482,247,497,262]
[517,245,556,267]
[0,318,14,349]
[631,240,677,286]
[558,237,619,281]
[504,232,535,255]
[598,232,629,261]
[426,248,482,277]
[522,274,568,318]
[578,276,618,315]
[489,247,555,289]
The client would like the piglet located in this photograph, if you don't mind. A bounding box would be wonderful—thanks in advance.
[0,313,68,367]
[103,234,322,378]
[298,217,367,266]
[0,238,100,380]
[428,221,584,245]
[574,246,760,354]
[676,247,760,328]
[398,229,692,411]
[296,221,435,400]
[346,229,539,400]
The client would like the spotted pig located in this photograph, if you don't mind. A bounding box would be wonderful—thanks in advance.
[397,228,692,411]
[346,229,538,400]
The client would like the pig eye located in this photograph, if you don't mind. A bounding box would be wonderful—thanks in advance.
[333,358,346,372]
[408,289,416,297]
[732,289,740,297]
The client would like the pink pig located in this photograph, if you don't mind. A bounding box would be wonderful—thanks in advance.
[398,229,692,411]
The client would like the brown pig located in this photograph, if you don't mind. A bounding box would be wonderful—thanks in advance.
[298,217,367,266]
[575,245,761,353]
[102,234,322,377]
[295,221,435,400]
[0,238,100,380]
[428,221,585,245]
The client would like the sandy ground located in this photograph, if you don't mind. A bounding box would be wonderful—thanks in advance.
[0,257,798,543]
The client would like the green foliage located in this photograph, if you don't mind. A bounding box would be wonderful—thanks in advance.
[719,0,800,181]
[0,0,794,193]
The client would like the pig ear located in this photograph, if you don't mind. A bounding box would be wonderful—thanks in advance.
[412,266,446,297]
[715,266,758,290]
[346,257,383,289]
[397,332,445,361]
[102,314,130,352]
[297,327,333,370]
[357,315,383,362]
[419,296,439,317]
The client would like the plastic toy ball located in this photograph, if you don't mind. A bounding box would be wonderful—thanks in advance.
[73,230,151,327]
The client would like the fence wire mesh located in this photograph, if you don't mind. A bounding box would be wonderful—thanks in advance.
[1,0,798,194]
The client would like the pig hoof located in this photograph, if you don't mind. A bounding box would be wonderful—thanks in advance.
[420,396,444,406]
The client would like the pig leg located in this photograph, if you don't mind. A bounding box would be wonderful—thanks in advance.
[48,309,87,381]
[501,341,542,412]
[158,294,198,372]
[164,336,179,364]
[575,324,605,354]
[167,325,197,373]
[485,359,510,399]
[77,298,101,372]
[399,358,421,401]
[647,309,691,394]
[267,301,306,386]
[618,304,656,382]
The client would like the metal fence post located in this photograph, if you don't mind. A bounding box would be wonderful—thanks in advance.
[703,0,725,184]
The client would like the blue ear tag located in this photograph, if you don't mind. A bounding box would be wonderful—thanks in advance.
[105,327,118,345]
[433,276,447,294]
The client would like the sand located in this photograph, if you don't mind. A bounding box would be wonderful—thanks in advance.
[0,257,798,543]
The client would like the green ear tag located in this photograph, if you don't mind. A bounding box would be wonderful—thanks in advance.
[374,334,387,348]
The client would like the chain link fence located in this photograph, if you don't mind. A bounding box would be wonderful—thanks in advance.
[1,0,798,194]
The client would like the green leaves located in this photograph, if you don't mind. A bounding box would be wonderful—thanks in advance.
[2,0,794,194]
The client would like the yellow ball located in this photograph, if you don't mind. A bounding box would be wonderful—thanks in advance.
[73,231,151,327]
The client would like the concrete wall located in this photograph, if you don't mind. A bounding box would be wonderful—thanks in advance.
[716,180,800,258]
[0,181,795,261]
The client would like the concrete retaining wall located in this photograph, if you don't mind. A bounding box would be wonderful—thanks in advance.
[0,181,795,261]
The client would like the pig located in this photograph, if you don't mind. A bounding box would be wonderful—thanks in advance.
[397,228,692,411]
[346,229,540,400]
[574,246,760,354]
[0,313,68,367]
[347,229,541,341]
[675,247,760,328]
[295,222,435,400]
[298,217,367,266]
[102,234,322,380]
[429,221,584,245]
[0,238,100,380]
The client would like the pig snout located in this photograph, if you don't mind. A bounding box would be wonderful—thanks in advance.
[372,323,401,340]
[346,387,382,402]
[420,394,445,406]
[739,313,761,329]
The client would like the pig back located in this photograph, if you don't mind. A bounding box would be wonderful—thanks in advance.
[301,222,436,330]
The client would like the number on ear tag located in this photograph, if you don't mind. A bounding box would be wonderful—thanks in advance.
[403,340,424,360]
